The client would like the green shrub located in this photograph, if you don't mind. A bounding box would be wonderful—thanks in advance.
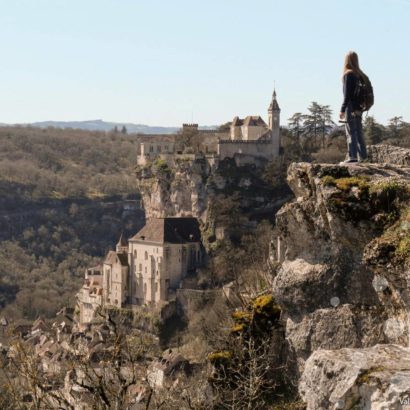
[321,175,336,187]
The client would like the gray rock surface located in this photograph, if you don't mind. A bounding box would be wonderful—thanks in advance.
[368,144,410,166]
[299,344,410,410]
[270,152,410,406]
[274,162,410,373]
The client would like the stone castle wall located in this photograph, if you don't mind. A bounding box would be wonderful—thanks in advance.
[217,140,275,161]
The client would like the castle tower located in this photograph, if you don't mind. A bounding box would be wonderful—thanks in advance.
[116,233,128,254]
[268,89,281,157]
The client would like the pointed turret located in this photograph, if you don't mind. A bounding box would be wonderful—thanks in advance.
[268,89,280,113]
[116,233,128,254]
[267,89,281,158]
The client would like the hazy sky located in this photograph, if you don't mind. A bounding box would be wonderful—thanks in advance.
[0,0,409,126]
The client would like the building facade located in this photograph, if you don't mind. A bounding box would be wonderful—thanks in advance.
[77,218,202,324]
[218,90,281,162]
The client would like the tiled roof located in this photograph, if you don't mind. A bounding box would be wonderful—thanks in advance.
[232,116,243,126]
[104,251,128,266]
[130,218,201,244]
[232,115,267,127]
[268,91,280,111]
[116,233,127,247]
[269,99,280,111]
[243,116,267,127]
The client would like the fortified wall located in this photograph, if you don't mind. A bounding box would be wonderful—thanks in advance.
[217,139,277,162]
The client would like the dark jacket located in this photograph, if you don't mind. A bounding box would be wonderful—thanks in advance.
[341,71,361,113]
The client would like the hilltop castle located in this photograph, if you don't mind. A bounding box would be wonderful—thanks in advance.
[137,90,281,166]
[218,90,281,161]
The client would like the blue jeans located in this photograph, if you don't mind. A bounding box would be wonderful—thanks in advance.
[345,105,367,160]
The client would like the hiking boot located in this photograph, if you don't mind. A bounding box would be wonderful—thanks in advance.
[339,159,358,165]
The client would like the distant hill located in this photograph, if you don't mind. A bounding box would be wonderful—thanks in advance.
[0,120,217,135]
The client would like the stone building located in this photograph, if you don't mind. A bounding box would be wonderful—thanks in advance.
[136,90,281,167]
[217,90,281,162]
[77,266,104,324]
[77,218,203,324]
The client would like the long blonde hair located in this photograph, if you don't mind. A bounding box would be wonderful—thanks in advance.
[343,51,366,79]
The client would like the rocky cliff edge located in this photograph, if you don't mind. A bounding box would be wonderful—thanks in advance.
[273,145,410,409]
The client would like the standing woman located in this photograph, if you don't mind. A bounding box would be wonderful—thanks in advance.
[340,51,368,163]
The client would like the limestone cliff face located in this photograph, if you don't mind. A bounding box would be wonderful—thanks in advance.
[136,156,211,220]
[272,148,410,409]
[136,155,292,241]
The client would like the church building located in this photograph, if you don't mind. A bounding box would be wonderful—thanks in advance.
[77,218,203,324]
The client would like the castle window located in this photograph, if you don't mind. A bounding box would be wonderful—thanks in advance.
[155,282,158,293]
[144,283,147,295]
[145,251,148,260]
[139,263,142,272]
[145,267,147,273]
[157,146,161,153]
[134,250,137,257]
[149,146,154,153]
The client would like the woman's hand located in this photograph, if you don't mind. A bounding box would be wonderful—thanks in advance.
[339,112,345,120]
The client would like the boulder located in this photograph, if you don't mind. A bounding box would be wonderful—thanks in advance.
[299,344,410,410]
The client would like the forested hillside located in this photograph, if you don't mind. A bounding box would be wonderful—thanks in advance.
[0,127,144,322]
[1,118,409,323]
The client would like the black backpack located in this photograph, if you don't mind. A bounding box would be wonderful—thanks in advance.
[356,74,374,112]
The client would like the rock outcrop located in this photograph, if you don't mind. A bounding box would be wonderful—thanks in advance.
[136,156,211,220]
[367,144,410,166]
[300,344,410,410]
[136,155,292,245]
[271,152,410,408]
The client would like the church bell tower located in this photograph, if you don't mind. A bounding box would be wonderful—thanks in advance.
[268,89,281,157]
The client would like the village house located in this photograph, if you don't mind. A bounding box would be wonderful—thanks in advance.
[77,218,203,324]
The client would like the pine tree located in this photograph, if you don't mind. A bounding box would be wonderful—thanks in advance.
[363,116,383,145]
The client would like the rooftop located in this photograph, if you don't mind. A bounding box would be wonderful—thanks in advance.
[130,217,201,244]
